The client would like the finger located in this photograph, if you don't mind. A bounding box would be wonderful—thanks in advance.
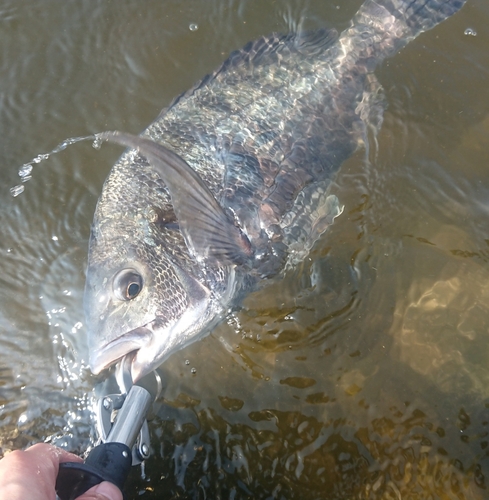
[25,442,83,464]
[75,481,123,500]
[0,443,78,500]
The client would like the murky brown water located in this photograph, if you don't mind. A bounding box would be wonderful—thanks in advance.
[1,0,489,498]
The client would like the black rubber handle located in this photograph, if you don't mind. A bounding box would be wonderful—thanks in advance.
[55,442,132,500]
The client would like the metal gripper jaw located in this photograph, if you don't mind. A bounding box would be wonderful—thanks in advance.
[95,355,162,465]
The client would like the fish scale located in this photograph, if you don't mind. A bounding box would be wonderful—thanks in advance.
[85,0,467,381]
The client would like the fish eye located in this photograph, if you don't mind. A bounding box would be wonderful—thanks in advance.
[113,269,143,301]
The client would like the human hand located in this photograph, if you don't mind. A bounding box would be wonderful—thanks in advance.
[0,443,123,500]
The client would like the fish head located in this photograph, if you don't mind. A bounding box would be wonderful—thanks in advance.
[85,219,212,382]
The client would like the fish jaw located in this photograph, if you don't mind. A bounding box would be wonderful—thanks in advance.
[88,290,216,382]
[89,325,153,376]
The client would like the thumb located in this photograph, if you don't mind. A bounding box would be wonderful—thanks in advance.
[75,481,123,500]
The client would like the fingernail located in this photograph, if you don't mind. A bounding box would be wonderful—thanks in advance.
[92,481,123,500]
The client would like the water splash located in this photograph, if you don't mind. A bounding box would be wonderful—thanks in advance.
[10,134,97,197]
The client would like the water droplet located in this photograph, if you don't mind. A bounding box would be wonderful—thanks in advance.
[191,367,197,374]
[55,141,69,153]
[18,413,28,425]
[52,135,93,154]
[185,359,190,365]
[52,235,58,241]
[92,137,103,150]
[189,23,198,31]
[10,184,24,197]
[464,28,477,36]
[32,153,48,164]
[18,164,33,178]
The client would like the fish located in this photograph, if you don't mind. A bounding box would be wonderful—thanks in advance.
[85,0,466,381]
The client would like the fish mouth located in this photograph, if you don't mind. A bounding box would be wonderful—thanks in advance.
[89,326,153,377]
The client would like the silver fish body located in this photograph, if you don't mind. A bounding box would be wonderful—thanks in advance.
[85,0,466,381]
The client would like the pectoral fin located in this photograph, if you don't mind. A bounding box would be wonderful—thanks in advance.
[98,131,252,266]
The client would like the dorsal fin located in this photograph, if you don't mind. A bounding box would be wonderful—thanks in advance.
[159,28,338,115]
[222,28,338,67]
[97,131,253,266]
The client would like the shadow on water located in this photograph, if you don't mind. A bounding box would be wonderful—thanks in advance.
[1,0,489,499]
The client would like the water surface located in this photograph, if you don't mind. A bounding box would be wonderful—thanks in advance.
[1,0,489,498]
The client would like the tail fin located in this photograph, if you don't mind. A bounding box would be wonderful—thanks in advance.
[346,0,466,63]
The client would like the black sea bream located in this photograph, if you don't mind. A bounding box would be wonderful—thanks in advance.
[85,0,466,381]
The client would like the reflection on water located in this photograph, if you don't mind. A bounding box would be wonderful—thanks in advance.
[1,0,489,498]
[393,257,489,398]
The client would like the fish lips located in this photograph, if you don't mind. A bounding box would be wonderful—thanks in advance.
[89,325,153,378]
